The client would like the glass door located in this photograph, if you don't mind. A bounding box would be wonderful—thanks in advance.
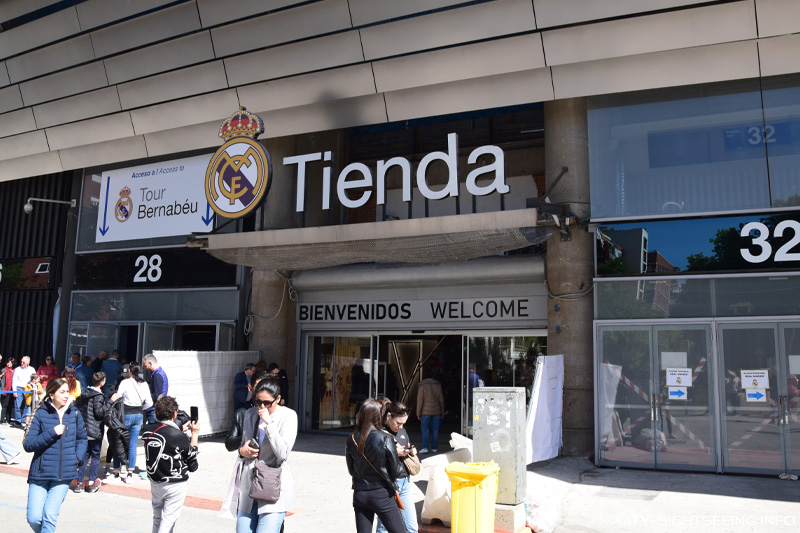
[597,325,655,468]
[464,335,546,436]
[653,325,715,470]
[142,323,175,357]
[86,323,120,361]
[304,335,372,431]
[779,323,800,475]
[216,322,235,351]
[717,323,784,473]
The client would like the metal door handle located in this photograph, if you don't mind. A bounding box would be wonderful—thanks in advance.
[651,394,658,422]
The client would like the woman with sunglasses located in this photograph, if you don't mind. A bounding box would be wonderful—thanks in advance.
[376,400,418,533]
[36,357,59,388]
[221,377,297,532]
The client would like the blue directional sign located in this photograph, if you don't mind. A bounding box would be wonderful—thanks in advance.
[668,387,687,400]
[745,389,766,402]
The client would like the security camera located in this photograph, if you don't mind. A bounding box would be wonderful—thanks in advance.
[24,202,33,214]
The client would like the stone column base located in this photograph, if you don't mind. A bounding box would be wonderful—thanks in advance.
[495,502,527,533]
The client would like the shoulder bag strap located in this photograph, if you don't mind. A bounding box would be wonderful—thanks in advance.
[144,424,169,444]
[351,434,398,492]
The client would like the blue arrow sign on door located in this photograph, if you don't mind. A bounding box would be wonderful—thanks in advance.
[747,390,764,400]
[99,176,111,236]
[669,389,685,398]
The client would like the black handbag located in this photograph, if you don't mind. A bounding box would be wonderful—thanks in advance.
[248,421,282,502]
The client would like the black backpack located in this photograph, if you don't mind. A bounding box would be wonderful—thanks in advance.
[104,398,126,432]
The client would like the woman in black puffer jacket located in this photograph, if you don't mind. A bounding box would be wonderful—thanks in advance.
[24,378,88,533]
[346,398,406,533]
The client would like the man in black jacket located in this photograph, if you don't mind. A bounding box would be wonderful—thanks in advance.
[142,396,199,533]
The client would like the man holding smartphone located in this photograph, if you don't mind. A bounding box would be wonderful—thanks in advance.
[142,396,199,533]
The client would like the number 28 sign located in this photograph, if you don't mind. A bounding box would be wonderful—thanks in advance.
[740,220,800,263]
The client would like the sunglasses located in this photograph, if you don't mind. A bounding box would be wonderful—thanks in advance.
[253,399,275,408]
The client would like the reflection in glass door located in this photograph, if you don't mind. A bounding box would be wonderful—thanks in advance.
[597,325,655,468]
[779,324,800,475]
[143,323,175,357]
[718,324,783,472]
[86,323,119,360]
[464,335,546,436]
[653,325,715,469]
[304,336,372,431]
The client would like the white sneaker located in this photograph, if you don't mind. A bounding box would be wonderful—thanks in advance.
[432,449,438,453]
[120,465,127,482]
[419,448,429,454]
[7,452,21,464]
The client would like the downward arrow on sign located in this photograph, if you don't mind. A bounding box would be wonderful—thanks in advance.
[99,176,110,236]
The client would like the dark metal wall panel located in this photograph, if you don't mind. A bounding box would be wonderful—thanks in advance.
[0,172,71,364]
[0,172,72,260]
[0,289,54,363]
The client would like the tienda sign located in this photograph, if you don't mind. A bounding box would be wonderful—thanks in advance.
[283,133,508,211]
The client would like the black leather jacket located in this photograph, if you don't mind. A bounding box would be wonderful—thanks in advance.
[225,406,249,452]
[346,429,405,491]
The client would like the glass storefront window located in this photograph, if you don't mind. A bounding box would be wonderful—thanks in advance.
[305,336,373,431]
[595,279,712,319]
[762,74,800,208]
[71,289,238,322]
[589,79,770,219]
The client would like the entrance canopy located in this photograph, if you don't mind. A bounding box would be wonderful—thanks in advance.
[203,209,551,271]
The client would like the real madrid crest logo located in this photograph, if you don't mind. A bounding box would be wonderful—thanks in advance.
[205,107,272,218]
[115,186,133,223]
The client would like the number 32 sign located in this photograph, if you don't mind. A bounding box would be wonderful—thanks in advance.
[740,220,800,263]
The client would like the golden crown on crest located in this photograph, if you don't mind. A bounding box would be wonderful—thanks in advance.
[119,186,131,197]
[218,107,264,142]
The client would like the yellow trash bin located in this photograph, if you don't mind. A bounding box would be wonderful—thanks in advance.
[445,461,500,533]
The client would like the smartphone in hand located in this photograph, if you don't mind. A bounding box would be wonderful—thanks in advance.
[190,406,199,423]
[247,438,260,449]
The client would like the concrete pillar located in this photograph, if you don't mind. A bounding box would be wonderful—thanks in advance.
[249,135,298,405]
[543,98,594,456]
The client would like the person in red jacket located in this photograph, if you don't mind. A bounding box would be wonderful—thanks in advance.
[1,358,15,425]
[37,356,60,388]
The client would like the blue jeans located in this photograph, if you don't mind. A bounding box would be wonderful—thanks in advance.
[420,415,441,451]
[376,476,418,533]
[27,480,70,533]
[113,413,143,470]
[78,440,102,481]
[236,502,286,533]
[0,424,20,462]
[14,388,26,423]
